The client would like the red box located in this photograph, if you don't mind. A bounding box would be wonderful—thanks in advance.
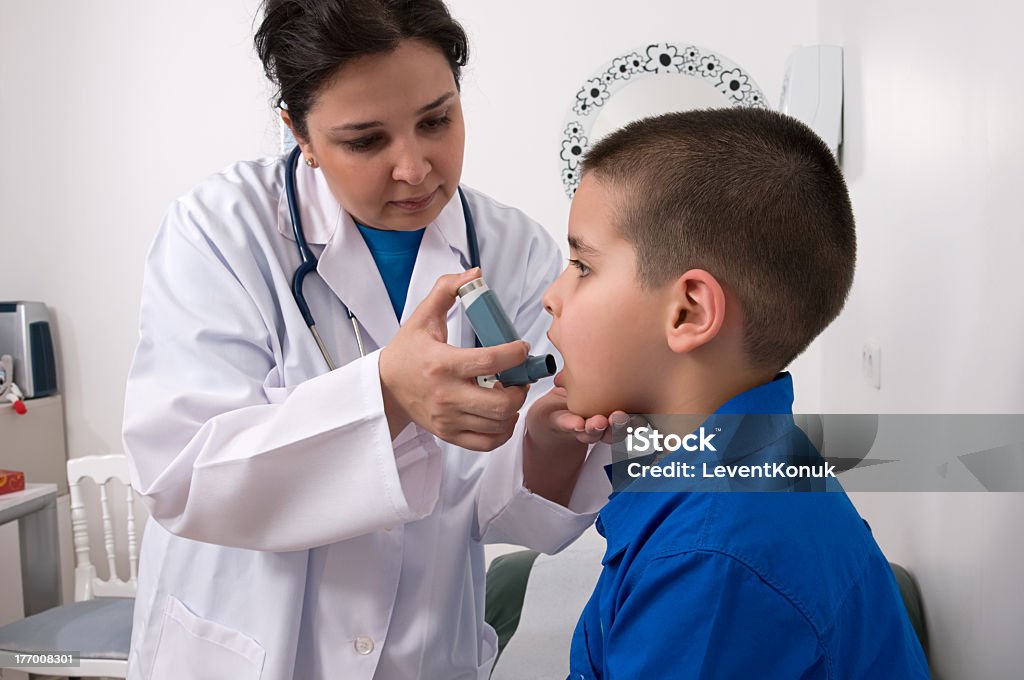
[0,469,26,495]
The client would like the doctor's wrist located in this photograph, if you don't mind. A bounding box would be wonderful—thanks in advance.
[378,347,413,441]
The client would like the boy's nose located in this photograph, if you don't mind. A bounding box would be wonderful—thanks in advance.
[542,275,563,317]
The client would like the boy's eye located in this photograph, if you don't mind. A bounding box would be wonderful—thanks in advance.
[568,258,592,277]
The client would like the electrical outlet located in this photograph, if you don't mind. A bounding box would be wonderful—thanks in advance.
[862,340,881,389]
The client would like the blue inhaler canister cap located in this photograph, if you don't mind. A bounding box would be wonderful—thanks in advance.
[457,277,557,388]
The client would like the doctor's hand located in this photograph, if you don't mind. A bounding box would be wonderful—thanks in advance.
[379,268,531,452]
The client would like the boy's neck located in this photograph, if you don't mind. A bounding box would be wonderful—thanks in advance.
[649,359,778,416]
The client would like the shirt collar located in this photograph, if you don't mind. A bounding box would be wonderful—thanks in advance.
[597,372,796,562]
[714,371,795,415]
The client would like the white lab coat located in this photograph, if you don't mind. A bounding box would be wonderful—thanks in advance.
[122,156,612,680]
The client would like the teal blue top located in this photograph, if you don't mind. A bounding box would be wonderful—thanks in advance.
[356,224,426,320]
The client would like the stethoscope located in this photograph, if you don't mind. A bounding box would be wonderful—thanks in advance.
[285,145,481,370]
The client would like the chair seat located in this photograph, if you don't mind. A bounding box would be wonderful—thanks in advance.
[0,598,134,661]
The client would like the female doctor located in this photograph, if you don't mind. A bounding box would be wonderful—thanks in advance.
[121,1,610,678]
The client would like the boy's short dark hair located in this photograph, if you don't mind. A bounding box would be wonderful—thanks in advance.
[581,108,856,371]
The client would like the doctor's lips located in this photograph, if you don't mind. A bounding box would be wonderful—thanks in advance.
[390,189,437,211]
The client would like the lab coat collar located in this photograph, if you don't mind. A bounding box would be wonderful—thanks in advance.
[429,187,472,267]
[275,160,342,245]
[299,171,473,350]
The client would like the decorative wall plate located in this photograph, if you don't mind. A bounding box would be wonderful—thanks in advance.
[560,43,766,197]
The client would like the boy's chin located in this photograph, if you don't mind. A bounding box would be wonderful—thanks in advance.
[566,393,622,421]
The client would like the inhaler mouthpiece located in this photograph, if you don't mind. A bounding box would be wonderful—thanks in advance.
[457,277,557,388]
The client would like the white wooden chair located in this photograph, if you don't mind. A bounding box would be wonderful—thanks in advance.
[0,454,138,678]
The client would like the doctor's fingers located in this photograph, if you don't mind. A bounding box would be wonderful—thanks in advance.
[424,384,523,439]
[451,341,530,379]
[449,417,521,452]
[460,383,529,420]
[445,411,520,436]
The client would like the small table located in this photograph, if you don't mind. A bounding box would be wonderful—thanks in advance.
[0,483,62,615]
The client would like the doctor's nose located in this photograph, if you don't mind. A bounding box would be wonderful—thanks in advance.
[391,139,431,185]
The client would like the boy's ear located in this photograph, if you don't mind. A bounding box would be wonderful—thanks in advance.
[664,269,727,354]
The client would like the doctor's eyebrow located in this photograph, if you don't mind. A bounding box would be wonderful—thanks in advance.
[329,92,456,132]
[415,91,455,115]
[567,235,598,257]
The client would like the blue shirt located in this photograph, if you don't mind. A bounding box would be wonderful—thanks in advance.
[568,374,930,679]
[356,223,426,320]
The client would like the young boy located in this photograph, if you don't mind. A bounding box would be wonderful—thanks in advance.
[524,109,929,678]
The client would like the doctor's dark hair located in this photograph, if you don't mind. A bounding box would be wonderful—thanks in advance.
[581,108,856,372]
[254,0,469,141]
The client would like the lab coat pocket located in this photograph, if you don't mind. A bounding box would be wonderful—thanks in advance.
[150,596,266,680]
[476,623,499,680]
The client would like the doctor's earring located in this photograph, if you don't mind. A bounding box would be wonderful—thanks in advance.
[305,156,318,168]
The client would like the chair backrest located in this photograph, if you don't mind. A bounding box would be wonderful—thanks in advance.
[66,455,138,601]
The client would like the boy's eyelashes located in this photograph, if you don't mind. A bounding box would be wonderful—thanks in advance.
[568,258,592,277]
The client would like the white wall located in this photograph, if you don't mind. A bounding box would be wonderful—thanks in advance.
[0,0,280,463]
[818,1,1024,677]
[448,0,816,243]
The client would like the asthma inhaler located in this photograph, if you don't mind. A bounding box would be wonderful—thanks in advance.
[457,277,556,388]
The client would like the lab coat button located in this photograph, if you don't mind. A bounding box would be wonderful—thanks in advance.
[354,635,374,655]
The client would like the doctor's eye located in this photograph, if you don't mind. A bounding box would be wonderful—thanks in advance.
[568,259,591,277]
[343,134,383,152]
[420,113,452,131]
